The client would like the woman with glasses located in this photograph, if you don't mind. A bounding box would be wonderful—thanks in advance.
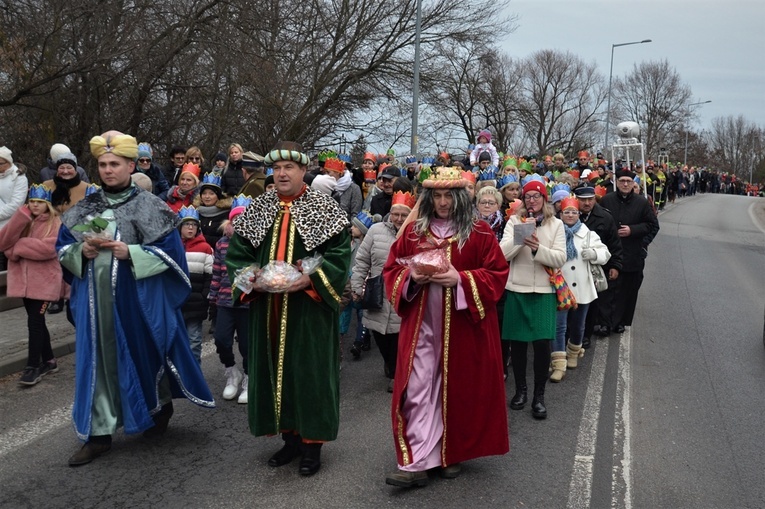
[133,143,169,198]
[475,186,504,241]
[185,146,206,170]
[499,176,565,420]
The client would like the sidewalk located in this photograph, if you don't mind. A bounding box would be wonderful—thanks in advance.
[0,306,76,378]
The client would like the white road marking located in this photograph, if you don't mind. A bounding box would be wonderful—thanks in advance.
[567,338,609,509]
[0,342,218,457]
[612,327,633,509]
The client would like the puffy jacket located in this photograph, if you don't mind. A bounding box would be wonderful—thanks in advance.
[208,235,248,309]
[350,221,401,334]
[333,181,363,223]
[193,195,232,249]
[0,165,28,229]
[182,234,212,321]
[500,215,566,293]
[221,161,245,196]
[0,206,67,301]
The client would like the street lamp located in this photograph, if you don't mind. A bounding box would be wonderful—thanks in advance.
[683,100,711,167]
[603,39,652,151]
[410,0,423,157]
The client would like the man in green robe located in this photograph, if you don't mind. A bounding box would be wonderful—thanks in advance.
[226,141,350,476]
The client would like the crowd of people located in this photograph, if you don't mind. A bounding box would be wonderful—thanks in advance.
[4,125,722,485]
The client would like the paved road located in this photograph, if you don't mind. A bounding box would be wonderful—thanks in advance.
[0,193,763,508]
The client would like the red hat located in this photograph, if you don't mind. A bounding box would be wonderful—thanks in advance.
[560,197,579,210]
[324,157,345,174]
[363,152,377,163]
[577,150,589,159]
[391,191,416,210]
[180,162,201,184]
[594,185,608,198]
[568,170,580,180]
[461,171,477,184]
[522,180,548,200]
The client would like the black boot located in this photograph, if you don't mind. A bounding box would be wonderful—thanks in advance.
[298,443,322,476]
[509,383,527,410]
[68,435,112,466]
[143,401,174,438]
[268,433,302,467]
[531,385,547,420]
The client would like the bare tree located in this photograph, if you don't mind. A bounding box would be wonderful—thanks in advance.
[611,60,692,157]
[708,115,764,181]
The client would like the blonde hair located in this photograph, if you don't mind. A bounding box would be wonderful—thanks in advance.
[186,146,205,165]
[23,201,60,238]
[476,185,502,205]
[228,143,243,156]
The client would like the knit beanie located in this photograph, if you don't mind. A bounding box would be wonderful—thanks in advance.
[49,143,69,162]
[0,146,13,165]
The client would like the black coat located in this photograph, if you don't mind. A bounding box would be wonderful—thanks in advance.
[221,161,245,196]
[599,191,659,273]
[370,191,392,217]
[582,203,623,272]
[183,270,211,322]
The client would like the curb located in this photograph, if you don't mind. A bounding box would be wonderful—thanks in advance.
[0,337,76,379]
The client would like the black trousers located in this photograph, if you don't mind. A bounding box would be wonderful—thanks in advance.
[612,271,644,327]
[510,340,551,390]
[372,331,399,379]
[214,306,249,373]
[23,298,53,367]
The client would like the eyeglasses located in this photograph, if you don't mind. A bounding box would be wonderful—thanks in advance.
[189,156,201,161]
[561,210,579,215]
[617,179,634,185]
[478,200,498,206]
[138,158,151,163]
[524,193,543,201]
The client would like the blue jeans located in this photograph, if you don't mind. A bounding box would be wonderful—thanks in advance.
[186,319,203,364]
[554,309,569,352]
[566,303,590,347]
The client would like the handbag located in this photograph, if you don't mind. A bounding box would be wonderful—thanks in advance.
[544,266,577,311]
[360,274,384,310]
[585,231,608,293]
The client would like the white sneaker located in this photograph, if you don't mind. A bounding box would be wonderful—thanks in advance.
[222,366,243,400]
[237,375,248,404]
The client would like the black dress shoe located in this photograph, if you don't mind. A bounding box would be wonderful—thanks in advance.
[509,386,528,410]
[143,402,174,438]
[582,336,591,349]
[594,326,610,337]
[531,396,547,419]
[298,443,322,476]
[68,435,112,466]
[268,433,302,467]
[614,325,625,334]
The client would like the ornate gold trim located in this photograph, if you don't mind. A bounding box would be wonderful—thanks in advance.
[464,271,485,320]
[390,270,406,309]
[396,292,426,466]
[316,268,341,304]
[441,243,453,466]
[275,295,289,426]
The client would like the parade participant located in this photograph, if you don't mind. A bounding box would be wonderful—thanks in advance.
[166,162,200,212]
[383,167,509,488]
[500,175,566,419]
[550,197,610,382]
[194,173,231,249]
[57,131,214,466]
[370,166,399,217]
[475,185,504,241]
[0,185,65,386]
[324,157,363,223]
[44,152,90,214]
[133,143,169,198]
[226,141,350,476]
[599,168,659,334]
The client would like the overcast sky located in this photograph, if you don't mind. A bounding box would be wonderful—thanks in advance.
[500,0,765,131]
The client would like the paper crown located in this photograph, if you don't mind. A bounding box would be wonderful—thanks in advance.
[363,152,377,163]
[317,149,337,162]
[551,183,571,195]
[28,184,52,202]
[479,165,499,181]
[200,172,222,188]
[588,170,600,181]
[181,163,201,179]
[337,154,351,164]
[521,173,545,187]
[352,210,376,231]
[545,171,554,180]
[324,157,345,174]
[568,170,580,180]
[84,184,101,196]
[504,199,523,221]
[578,150,589,159]
[391,190,416,209]
[461,171,477,185]
[399,167,409,177]
[560,197,579,211]
[386,148,395,156]
[178,205,200,223]
[404,155,418,166]
[265,167,274,176]
[231,194,253,210]
[377,162,391,175]
[594,185,608,198]
[421,156,436,166]
[420,166,469,189]
[363,169,377,182]
[519,161,533,172]
[497,174,518,189]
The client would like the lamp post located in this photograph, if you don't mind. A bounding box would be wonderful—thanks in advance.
[410,0,423,157]
[684,100,711,167]
[603,39,652,151]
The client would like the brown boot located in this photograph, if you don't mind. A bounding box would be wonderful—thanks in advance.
[566,341,584,369]
[68,435,112,466]
[385,469,429,488]
[549,352,567,382]
[143,401,174,438]
[440,463,462,479]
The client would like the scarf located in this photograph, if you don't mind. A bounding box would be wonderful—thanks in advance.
[51,174,82,207]
[563,220,582,261]
[334,170,352,194]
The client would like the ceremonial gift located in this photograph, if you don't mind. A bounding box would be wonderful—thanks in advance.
[234,253,324,294]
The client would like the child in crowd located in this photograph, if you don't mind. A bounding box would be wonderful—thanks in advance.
[469,129,499,167]
[178,206,213,364]
[208,195,251,403]
[212,152,227,175]
[0,185,66,386]
[346,211,378,359]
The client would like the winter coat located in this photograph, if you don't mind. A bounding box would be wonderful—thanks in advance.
[333,181,363,223]
[560,225,610,305]
[137,163,170,199]
[0,165,28,229]
[239,171,266,198]
[221,160,245,196]
[370,190,392,217]
[469,142,499,167]
[38,161,90,184]
[43,178,89,214]
[208,235,248,309]
[599,190,660,273]
[165,186,198,213]
[0,206,67,301]
[162,162,183,188]
[581,202,622,272]
[192,195,232,249]
[500,215,566,293]
[182,234,212,321]
[350,221,401,334]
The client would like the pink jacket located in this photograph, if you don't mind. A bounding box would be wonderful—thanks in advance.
[0,205,68,301]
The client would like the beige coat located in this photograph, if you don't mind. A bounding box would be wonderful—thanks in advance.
[350,221,401,334]
[43,179,89,214]
[500,215,566,293]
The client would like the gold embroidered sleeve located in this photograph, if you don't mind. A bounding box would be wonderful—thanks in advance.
[464,270,486,320]
[315,267,342,305]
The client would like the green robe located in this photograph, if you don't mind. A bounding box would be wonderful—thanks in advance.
[226,188,350,441]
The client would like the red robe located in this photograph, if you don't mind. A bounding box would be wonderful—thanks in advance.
[383,220,510,468]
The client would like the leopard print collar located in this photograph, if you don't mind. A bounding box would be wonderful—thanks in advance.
[233,187,349,251]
